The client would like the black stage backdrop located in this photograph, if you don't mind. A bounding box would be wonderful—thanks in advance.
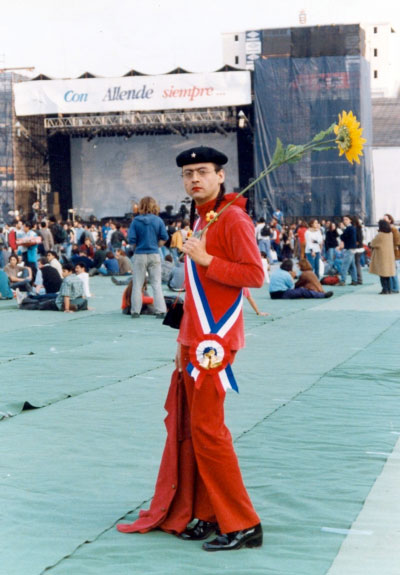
[69,133,239,219]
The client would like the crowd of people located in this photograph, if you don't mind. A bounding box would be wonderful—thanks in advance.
[0,204,190,312]
[0,205,399,309]
[256,212,400,295]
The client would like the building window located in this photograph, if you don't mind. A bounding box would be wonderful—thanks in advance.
[234,35,239,42]
[235,56,239,65]
[374,48,378,57]
[374,70,378,79]
[374,26,378,33]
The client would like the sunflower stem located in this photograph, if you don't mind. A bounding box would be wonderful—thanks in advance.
[197,136,337,236]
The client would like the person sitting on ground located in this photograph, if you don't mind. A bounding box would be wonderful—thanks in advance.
[115,248,133,275]
[161,253,174,284]
[3,253,34,293]
[21,263,87,312]
[0,268,13,299]
[168,255,185,291]
[295,258,326,293]
[121,279,156,316]
[52,262,87,312]
[35,257,63,296]
[46,250,63,278]
[269,259,333,299]
[70,246,94,270]
[99,251,119,275]
[75,262,91,298]
[89,241,108,275]
[81,236,95,259]
[17,257,63,307]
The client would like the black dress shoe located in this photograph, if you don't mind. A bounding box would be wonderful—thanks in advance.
[179,520,218,541]
[202,523,263,551]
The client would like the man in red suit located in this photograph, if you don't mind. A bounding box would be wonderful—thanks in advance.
[117,146,264,551]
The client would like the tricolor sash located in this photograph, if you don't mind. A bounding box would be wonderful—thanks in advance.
[185,252,243,396]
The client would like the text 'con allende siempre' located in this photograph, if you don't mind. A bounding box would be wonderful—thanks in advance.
[103,85,215,102]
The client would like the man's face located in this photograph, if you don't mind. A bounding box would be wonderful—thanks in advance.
[182,162,224,206]
[46,253,53,261]
[343,217,351,227]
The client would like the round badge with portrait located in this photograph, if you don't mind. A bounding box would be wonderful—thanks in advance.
[190,334,231,375]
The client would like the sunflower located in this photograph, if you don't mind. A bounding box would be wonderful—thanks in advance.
[334,110,366,164]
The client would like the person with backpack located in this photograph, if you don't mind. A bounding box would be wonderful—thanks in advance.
[256,219,273,263]
[49,217,66,256]
[110,223,125,252]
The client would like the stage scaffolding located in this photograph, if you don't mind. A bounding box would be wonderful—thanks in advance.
[0,72,15,222]
[13,112,51,219]
[44,108,237,136]
[0,72,51,223]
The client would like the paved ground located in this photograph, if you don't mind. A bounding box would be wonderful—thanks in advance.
[1,272,400,575]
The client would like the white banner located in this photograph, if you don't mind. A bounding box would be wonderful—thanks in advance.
[13,71,251,116]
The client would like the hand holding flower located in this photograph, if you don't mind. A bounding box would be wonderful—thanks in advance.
[181,228,212,267]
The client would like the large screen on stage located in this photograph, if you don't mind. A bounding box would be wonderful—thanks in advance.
[70,133,239,219]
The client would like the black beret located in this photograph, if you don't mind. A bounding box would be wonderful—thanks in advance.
[176,146,228,167]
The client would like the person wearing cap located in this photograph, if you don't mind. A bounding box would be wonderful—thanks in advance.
[117,146,264,551]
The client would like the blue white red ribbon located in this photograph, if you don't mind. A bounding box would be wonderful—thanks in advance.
[186,255,242,394]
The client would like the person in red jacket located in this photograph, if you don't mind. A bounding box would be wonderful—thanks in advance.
[117,146,264,551]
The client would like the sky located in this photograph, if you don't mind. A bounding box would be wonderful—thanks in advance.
[1,0,400,78]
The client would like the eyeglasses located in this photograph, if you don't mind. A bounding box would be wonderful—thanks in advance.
[181,168,217,179]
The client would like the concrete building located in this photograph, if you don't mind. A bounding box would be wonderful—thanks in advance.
[223,22,399,98]
[363,22,399,98]
[372,98,400,221]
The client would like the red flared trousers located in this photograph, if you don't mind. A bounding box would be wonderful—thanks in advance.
[178,345,259,533]
[117,346,259,535]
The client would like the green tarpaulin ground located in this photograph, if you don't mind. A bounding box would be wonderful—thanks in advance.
[1,273,399,575]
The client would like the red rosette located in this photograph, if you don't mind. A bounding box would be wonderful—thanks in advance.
[189,333,231,375]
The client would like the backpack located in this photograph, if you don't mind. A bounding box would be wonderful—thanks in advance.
[52,224,66,244]
[260,224,271,237]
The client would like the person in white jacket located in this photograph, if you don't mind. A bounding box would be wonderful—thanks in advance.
[305,219,323,279]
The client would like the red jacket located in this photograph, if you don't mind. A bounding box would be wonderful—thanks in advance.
[178,194,264,351]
